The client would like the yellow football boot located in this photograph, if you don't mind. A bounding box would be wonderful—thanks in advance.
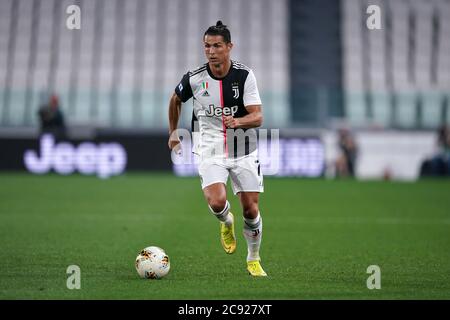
[220,212,236,254]
[247,260,267,277]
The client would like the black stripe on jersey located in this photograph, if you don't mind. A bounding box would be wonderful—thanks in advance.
[191,109,198,132]
[189,64,207,73]
[232,60,246,66]
[219,64,257,158]
[232,61,250,71]
[232,62,247,69]
[189,64,207,77]
[233,66,250,72]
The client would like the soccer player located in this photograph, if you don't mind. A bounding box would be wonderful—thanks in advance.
[168,21,266,276]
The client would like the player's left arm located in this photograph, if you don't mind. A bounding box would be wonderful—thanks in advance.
[224,105,263,129]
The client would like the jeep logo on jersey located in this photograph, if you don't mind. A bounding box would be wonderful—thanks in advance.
[205,104,238,117]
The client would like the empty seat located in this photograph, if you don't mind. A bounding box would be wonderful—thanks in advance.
[372,93,391,127]
[395,92,417,128]
[345,93,367,126]
[421,92,444,128]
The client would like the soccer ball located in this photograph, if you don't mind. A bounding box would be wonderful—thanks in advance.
[135,246,170,279]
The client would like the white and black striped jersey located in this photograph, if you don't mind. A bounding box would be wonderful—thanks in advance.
[175,60,262,158]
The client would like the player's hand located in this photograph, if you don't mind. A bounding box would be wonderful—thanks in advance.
[224,116,240,129]
[168,132,182,154]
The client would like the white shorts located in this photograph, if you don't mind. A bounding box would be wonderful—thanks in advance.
[198,152,264,195]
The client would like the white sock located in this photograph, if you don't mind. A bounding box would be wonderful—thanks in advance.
[209,200,233,227]
[243,213,262,261]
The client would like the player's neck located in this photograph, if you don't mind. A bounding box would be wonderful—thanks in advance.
[209,59,231,79]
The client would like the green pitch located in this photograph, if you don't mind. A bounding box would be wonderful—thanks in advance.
[0,173,449,299]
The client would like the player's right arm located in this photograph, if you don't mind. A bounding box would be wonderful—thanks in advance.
[168,72,193,151]
[168,92,182,150]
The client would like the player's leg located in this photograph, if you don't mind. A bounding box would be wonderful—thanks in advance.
[203,183,236,254]
[238,192,266,276]
[230,153,266,276]
[203,182,230,224]
[199,160,236,254]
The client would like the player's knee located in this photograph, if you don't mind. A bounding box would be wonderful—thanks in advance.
[208,198,227,213]
[243,202,259,218]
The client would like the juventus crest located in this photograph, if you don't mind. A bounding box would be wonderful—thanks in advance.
[232,84,239,99]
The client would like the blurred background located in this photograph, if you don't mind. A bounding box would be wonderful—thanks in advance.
[0,0,449,180]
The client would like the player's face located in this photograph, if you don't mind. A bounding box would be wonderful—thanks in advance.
[204,35,232,65]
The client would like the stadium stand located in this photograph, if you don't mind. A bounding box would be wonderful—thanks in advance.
[0,0,290,129]
[0,0,449,130]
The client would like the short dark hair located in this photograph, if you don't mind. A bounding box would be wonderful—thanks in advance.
[204,20,231,43]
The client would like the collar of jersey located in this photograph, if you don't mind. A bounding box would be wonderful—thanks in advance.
[206,62,233,81]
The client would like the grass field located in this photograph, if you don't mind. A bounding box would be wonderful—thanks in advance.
[0,173,449,299]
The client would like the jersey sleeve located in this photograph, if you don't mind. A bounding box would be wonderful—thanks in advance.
[175,72,193,103]
[243,69,262,107]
